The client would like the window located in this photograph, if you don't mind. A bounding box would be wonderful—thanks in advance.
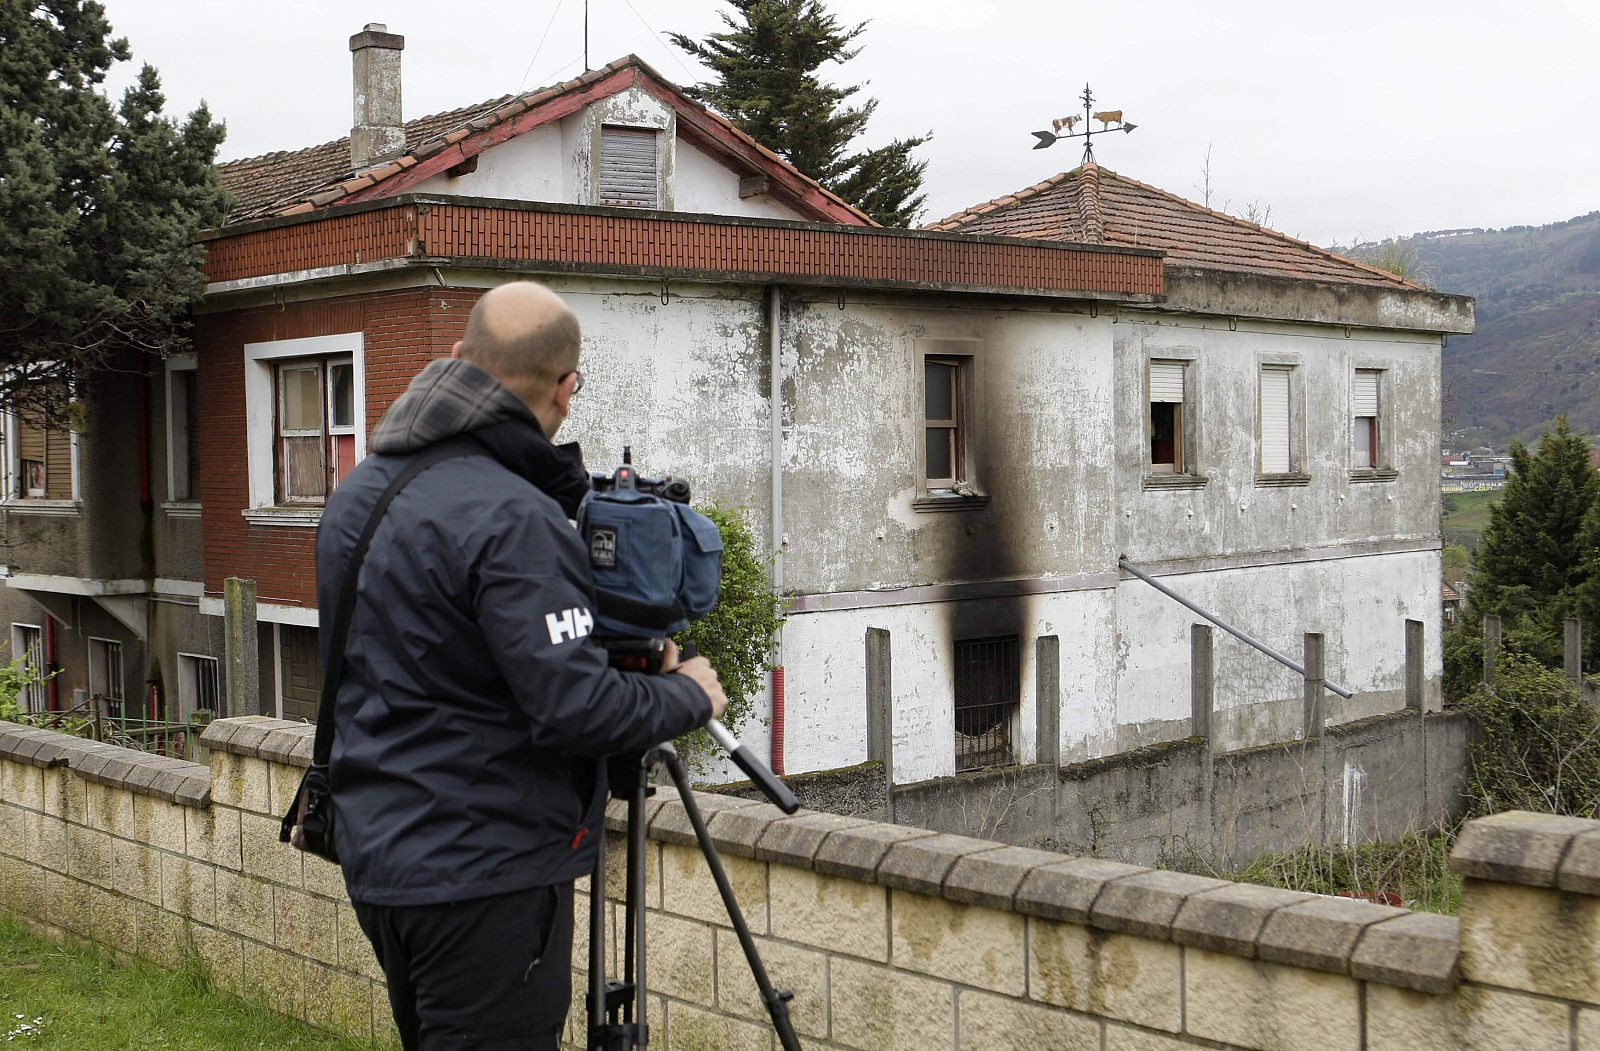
[953,635,1019,772]
[8,412,74,501]
[924,356,964,488]
[1149,361,1186,474]
[88,638,125,717]
[177,654,219,714]
[1353,369,1381,469]
[1258,365,1305,480]
[243,332,364,521]
[10,624,45,714]
[598,126,660,209]
[167,357,200,502]
[275,355,355,506]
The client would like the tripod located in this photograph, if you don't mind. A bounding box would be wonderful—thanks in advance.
[587,719,802,1050]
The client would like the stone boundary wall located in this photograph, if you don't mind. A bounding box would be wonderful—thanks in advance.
[730,708,1473,866]
[3,716,1600,1049]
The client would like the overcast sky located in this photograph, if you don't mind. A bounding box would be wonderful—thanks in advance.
[98,0,1600,245]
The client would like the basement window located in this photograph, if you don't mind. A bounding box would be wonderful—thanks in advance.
[598,126,660,209]
[88,637,125,718]
[953,635,1019,772]
[178,653,219,714]
[10,624,46,714]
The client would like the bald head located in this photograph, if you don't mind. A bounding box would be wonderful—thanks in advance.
[457,282,580,394]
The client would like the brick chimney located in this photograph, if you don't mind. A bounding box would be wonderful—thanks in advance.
[349,23,405,168]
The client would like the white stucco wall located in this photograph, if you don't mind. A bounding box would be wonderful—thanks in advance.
[430,274,1444,786]
[673,139,807,221]
[411,121,570,202]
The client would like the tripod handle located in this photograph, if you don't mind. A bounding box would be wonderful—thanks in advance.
[708,720,800,814]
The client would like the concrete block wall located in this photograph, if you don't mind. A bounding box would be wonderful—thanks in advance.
[4,716,1600,1050]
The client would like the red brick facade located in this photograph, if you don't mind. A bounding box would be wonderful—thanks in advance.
[195,288,479,606]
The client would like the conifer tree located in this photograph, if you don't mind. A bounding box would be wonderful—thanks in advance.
[1469,416,1600,664]
[669,1,930,227]
[0,0,229,416]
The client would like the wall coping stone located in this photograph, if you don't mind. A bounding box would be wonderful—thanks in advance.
[0,719,211,807]
[1449,809,1599,887]
[813,822,938,882]
[1256,895,1409,973]
[753,811,876,870]
[944,845,1067,910]
[1016,857,1151,926]
[877,833,1005,896]
[1170,881,1318,957]
[1350,911,1461,993]
[1089,869,1234,941]
[1557,829,1600,895]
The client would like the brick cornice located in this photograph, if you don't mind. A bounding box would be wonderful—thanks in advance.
[200,195,1165,302]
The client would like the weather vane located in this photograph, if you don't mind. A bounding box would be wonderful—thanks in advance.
[1030,83,1137,164]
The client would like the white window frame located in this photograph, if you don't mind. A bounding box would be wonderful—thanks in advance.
[242,333,365,525]
[164,354,200,509]
[176,652,219,715]
[1,407,81,513]
[10,623,46,713]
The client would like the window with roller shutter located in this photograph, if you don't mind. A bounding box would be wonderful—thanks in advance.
[598,126,659,209]
[1259,367,1293,475]
[1352,369,1381,469]
[1148,360,1186,474]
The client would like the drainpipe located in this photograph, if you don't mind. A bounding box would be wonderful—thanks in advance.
[767,285,786,775]
[44,616,58,711]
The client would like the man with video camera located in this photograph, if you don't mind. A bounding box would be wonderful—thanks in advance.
[316,281,728,1049]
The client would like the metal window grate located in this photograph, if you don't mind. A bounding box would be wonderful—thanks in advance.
[953,635,1019,771]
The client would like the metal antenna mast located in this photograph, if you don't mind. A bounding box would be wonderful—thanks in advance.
[1029,83,1137,162]
[584,0,589,70]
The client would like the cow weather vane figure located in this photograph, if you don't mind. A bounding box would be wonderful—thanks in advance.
[1030,83,1137,164]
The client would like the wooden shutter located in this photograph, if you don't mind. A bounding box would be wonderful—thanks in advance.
[1149,362,1185,403]
[598,127,659,209]
[1261,368,1291,473]
[1353,370,1380,417]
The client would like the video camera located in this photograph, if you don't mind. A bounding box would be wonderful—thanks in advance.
[578,449,723,673]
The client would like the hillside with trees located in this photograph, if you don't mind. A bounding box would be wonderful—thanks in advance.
[1354,212,1600,449]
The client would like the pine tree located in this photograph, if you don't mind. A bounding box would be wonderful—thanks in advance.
[669,1,930,227]
[0,0,229,417]
[1469,416,1600,665]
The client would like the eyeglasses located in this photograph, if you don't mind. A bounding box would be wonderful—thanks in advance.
[561,369,584,394]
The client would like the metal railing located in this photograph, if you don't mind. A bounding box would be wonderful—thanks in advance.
[1118,558,1353,699]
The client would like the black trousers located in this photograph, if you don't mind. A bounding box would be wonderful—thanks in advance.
[352,882,574,1050]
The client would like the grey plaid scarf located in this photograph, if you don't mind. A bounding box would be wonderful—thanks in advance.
[369,358,532,454]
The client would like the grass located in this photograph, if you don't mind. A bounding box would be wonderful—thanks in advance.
[1442,490,1500,549]
[1164,830,1463,915]
[0,915,384,1049]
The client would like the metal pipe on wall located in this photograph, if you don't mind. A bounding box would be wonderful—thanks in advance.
[767,285,786,774]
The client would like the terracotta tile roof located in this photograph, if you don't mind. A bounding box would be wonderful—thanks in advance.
[217,55,870,227]
[1442,581,1462,602]
[926,165,1419,290]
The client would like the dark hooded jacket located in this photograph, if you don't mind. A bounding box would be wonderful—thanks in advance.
[319,358,710,906]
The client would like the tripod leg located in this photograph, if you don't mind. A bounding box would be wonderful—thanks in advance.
[660,750,803,1051]
[587,840,606,1049]
[629,756,650,1039]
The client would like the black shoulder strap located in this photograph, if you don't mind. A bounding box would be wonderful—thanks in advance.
[311,440,480,769]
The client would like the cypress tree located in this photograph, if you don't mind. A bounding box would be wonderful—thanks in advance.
[1469,416,1600,665]
[669,0,930,227]
[0,0,229,417]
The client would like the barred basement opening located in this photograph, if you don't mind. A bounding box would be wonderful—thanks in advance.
[953,635,1019,771]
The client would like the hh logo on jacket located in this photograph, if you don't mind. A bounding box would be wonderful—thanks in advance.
[546,606,595,645]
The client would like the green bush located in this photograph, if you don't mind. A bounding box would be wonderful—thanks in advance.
[1460,651,1600,817]
[673,505,784,775]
